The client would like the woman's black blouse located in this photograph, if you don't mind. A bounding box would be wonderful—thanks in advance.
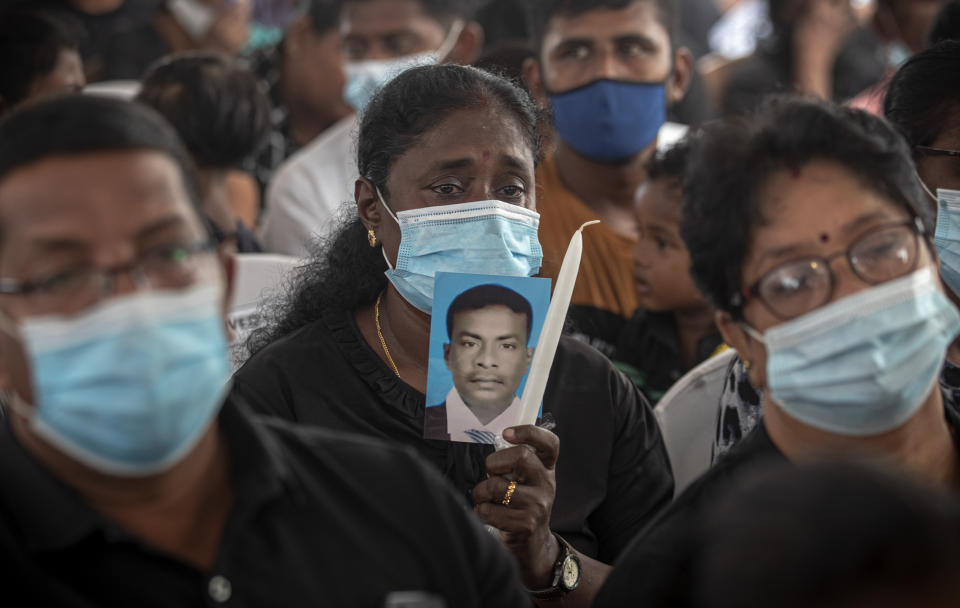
[231,309,674,563]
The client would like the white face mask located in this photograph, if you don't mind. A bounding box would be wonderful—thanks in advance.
[167,0,216,40]
[342,19,465,112]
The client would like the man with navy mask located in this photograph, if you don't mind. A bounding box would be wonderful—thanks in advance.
[259,0,484,257]
[522,0,693,356]
[0,94,528,607]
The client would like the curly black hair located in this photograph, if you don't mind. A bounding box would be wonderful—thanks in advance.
[247,64,542,354]
[681,96,931,318]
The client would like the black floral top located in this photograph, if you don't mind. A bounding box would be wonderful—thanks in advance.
[241,43,300,195]
[713,357,960,461]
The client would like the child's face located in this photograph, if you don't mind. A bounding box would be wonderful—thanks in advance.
[632,177,709,312]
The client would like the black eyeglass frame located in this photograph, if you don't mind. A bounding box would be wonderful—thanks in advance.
[0,240,218,296]
[915,145,960,159]
[729,216,928,320]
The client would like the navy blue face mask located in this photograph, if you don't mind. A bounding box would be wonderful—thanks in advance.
[548,79,667,164]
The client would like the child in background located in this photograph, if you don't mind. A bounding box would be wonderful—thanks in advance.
[613,140,723,403]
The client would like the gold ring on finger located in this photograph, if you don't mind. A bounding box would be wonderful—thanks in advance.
[501,480,518,506]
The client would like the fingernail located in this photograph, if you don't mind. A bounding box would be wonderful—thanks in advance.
[503,428,516,440]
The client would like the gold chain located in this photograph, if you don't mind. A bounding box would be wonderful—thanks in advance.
[375,292,401,378]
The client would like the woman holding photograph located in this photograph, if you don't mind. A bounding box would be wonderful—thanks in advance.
[231,64,671,605]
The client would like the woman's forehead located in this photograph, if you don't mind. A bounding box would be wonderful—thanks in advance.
[745,163,908,263]
[422,106,529,148]
[391,106,535,172]
[931,110,960,148]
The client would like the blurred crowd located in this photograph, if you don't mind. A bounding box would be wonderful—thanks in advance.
[2,0,960,607]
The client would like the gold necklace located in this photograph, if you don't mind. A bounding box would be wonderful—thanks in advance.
[375,292,401,378]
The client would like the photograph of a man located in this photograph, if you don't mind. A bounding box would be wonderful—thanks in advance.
[425,283,537,444]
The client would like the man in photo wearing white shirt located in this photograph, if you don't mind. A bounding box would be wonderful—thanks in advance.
[425,284,535,444]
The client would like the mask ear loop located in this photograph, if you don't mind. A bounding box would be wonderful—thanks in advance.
[0,307,19,340]
[376,187,399,270]
[918,173,938,204]
[740,322,766,344]
[0,389,34,423]
[0,309,34,420]
[434,19,465,63]
[375,187,399,224]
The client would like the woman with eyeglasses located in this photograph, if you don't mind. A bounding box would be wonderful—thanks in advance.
[595,97,960,606]
[713,40,960,460]
[886,40,960,342]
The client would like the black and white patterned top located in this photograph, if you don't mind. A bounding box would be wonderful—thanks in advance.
[713,356,960,461]
[713,355,763,460]
[241,43,299,196]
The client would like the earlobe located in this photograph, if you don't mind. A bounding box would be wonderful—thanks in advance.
[667,47,694,105]
[0,324,31,404]
[717,310,769,389]
[220,249,237,315]
[356,177,381,231]
[449,22,484,65]
[284,15,308,54]
[522,58,548,108]
[0,349,12,395]
[716,311,749,354]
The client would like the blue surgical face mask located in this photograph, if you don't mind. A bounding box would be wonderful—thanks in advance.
[5,284,231,476]
[378,192,542,314]
[931,187,960,298]
[548,79,667,164]
[343,20,464,113]
[743,267,960,436]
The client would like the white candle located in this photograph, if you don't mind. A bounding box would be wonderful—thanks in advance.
[515,220,600,426]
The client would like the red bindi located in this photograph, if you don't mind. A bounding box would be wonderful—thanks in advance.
[819,233,830,243]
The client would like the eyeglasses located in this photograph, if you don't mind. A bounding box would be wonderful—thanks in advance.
[915,145,960,159]
[732,219,925,320]
[0,241,217,315]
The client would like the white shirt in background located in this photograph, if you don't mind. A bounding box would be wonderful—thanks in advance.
[708,0,772,60]
[259,114,359,257]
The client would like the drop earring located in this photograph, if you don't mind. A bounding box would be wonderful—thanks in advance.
[367,229,377,247]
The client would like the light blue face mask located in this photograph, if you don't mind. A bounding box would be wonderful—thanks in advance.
[931,187,960,297]
[6,284,231,476]
[342,20,464,113]
[744,267,960,436]
[378,192,543,314]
